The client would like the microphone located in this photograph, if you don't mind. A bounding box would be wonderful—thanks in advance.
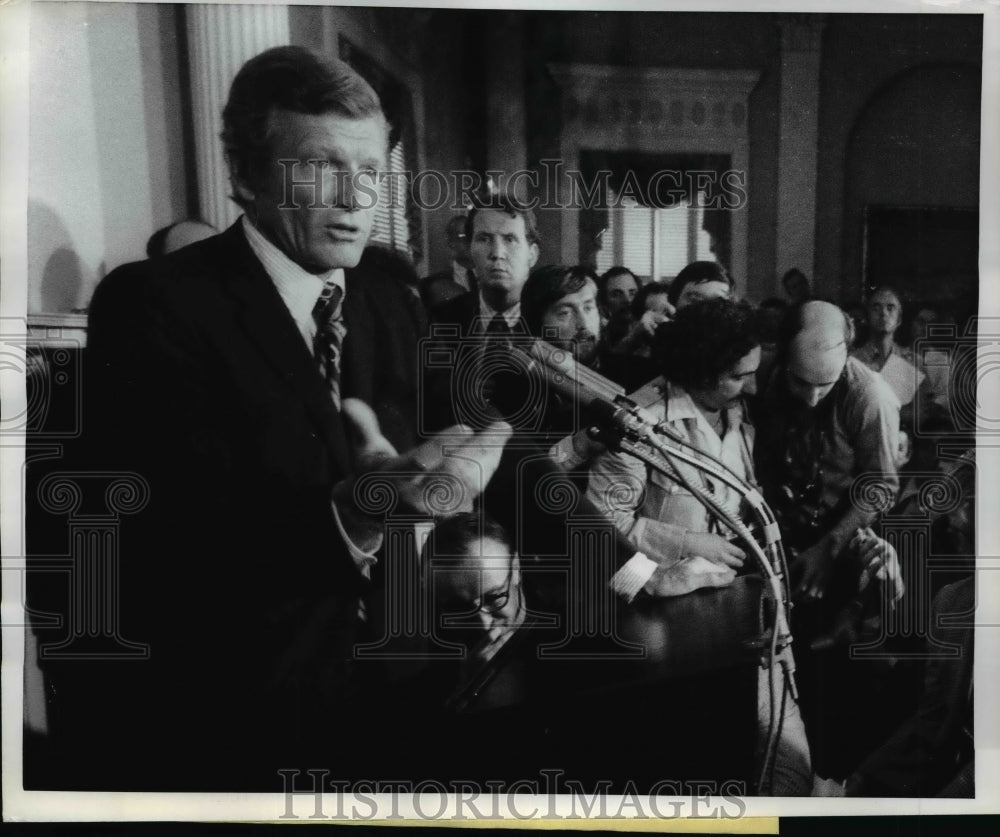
[508,339,658,442]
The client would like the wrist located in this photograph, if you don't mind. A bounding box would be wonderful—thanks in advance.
[336,502,383,553]
[333,479,382,544]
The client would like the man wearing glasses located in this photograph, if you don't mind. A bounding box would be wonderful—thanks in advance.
[426,513,525,657]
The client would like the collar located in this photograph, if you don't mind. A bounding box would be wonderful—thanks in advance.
[477,295,521,330]
[242,216,345,330]
[664,381,744,430]
[857,339,904,365]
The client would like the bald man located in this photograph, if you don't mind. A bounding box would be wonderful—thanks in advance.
[755,301,901,602]
[753,301,903,780]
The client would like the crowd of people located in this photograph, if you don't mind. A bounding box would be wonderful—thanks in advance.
[36,45,976,798]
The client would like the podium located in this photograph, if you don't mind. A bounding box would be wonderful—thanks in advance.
[438,575,764,793]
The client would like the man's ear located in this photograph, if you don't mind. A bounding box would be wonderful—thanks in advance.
[528,242,540,269]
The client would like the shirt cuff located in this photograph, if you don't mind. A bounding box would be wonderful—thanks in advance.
[331,499,384,578]
[609,552,657,602]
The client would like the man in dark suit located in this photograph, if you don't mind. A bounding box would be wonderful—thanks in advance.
[419,214,477,310]
[431,193,539,333]
[345,245,428,452]
[53,46,508,791]
[423,192,540,433]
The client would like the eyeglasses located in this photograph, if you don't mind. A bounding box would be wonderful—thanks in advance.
[477,560,519,618]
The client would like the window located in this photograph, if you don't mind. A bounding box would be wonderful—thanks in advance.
[595,190,715,282]
[339,36,420,260]
[369,141,411,254]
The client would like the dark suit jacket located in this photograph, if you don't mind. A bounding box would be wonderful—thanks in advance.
[65,223,376,788]
[425,294,638,590]
[428,289,481,334]
[424,292,536,434]
[343,259,427,452]
[419,266,476,310]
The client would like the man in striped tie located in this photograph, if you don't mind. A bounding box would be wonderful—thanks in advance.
[424,190,540,432]
[78,45,510,790]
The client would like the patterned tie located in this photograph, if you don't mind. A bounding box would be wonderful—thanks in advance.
[313,281,347,409]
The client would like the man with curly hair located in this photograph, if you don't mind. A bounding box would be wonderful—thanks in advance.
[584,297,813,795]
[586,297,759,581]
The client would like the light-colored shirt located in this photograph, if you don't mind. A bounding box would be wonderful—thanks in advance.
[759,356,901,556]
[476,296,522,332]
[852,342,925,406]
[242,216,345,352]
[587,378,755,569]
[241,216,380,573]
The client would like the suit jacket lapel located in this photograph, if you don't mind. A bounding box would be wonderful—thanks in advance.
[215,223,351,476]
[342,269,376,405]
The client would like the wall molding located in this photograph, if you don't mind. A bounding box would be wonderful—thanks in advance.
[549,63,759,289]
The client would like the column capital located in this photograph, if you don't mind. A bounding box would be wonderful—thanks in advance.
[186,5,290,231]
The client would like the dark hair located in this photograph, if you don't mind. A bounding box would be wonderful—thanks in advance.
[146,223,175,259]
[667,261,734,306]
[520,265,596,337]
[596,266,638,307]
[222,46,386,209]
[423,512,511,562]
[759,296,788,312]
[782,268,808,288]
[655,298,761,392]
[465,188,540,247]
[867,285,903,305]
[630,282,671,320]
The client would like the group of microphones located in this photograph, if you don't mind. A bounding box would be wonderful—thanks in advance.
[510,338,797,687]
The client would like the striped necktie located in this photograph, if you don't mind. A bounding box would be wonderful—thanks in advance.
[313,281,347,409]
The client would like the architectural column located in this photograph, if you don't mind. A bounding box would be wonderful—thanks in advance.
[186,4,290,231]
[485,12,527,185]
[775,14,826,293]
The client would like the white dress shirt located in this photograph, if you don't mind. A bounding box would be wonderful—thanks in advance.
[242,216,345,351]
[476,296,523,332]
[242,216,380,575]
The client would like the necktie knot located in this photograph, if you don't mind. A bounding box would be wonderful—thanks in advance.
[314,282,344,325]
[485,313,510,336]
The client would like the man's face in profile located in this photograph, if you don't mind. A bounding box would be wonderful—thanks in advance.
[239,109,388,273]
[691,346,761,412]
